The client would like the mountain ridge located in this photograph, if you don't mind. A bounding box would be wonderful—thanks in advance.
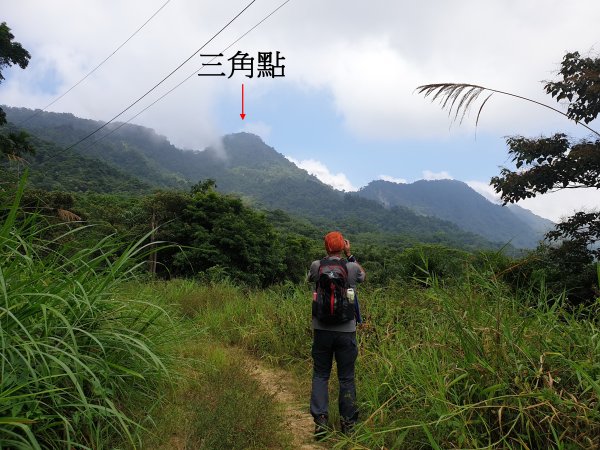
[2,106,549,249]
[357,179,553,248]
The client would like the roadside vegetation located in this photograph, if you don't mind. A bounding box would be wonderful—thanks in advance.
[2,177,599,449]
[151,272,600,449]
[0,181,291,449]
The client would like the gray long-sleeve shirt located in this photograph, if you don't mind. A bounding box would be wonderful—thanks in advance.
[308,256,365,332]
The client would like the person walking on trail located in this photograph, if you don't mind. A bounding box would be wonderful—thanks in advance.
[308,231,366,439]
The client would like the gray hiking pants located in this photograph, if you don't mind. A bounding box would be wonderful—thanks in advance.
[310,329,358,424]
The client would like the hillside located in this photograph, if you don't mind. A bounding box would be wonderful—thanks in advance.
[358,179,553,248]
[506,203,555,234]
[4,106,521,249]
[1,131,151,194]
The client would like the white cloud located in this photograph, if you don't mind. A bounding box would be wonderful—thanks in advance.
[240,120,271,140]
[466,180,599,222]
[466,180,501,203]
[4,0,600,145]
[518,188,600,222]
[270,0,600,140]
[0,0,236,150]
[422,170,453,180]
[286,156,356,192]
[3,0,600,226]
[379,174,407,184]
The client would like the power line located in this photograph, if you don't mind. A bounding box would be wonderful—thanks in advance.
[81,0,292,153]
[60,0,257,154]
[16,0,173,127]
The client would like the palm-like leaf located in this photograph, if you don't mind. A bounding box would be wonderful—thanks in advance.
[416,82,600,138]
[416,83,491,125]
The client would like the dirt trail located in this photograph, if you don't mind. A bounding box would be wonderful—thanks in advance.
[246,357,326,450]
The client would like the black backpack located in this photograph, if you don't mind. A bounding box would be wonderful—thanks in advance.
[313,258,355,324]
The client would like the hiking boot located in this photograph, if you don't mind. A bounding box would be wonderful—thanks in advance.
[314,414,328,440]
[340,420,355,435]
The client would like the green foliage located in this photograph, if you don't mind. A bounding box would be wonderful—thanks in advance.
[0,23,32,156]
[1,132,151,194]
[350,243,472,286]
[3,106,506,251]
[502,242,599,306]
[0,22,30,86]
[189,347,288,449]
[160,275,600,449]
[358,179,550,248]
[13,187,319,287]
[0,183,168,448]
[396,244,470,285]
[492,134,600,201]
[547,211,600,260]
[545,51,600,124]
[0,129,33,158]
[190,178,217,194]
[489,53,600,305]
[418,51,600,305]
[172,187,285,286]
[133,330,289,450]
[3,166,598,448]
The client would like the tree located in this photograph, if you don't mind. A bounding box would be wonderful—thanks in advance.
[0,21,32,158]
[417,51,600,303]
[172,184,285,286]
[141,190,189,275]
[0,130,34,160]
[0,22,31,124]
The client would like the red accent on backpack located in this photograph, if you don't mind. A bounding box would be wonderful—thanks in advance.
[330,282,334,315]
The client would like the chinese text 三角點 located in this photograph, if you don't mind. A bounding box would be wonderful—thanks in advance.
[197,51,285,78]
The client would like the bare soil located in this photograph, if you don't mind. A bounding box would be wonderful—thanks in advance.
[246,357,326,450]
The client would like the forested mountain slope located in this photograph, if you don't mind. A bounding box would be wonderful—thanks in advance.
[358,179,553,248]
[3,106,525,249]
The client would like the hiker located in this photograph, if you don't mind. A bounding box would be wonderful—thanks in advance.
[308,231,366,438]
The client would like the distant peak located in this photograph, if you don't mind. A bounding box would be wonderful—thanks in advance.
[365,178,466,189]
[223,132,265,144]
[413,179,462,185]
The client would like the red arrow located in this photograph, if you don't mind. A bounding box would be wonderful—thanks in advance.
[240,83,246,120]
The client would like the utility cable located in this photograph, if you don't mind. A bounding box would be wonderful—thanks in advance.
[16,0,173,126]
[81,0,292,153]
[60,0,257,154]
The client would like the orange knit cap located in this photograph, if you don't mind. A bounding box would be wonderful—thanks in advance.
[324,231,345,254]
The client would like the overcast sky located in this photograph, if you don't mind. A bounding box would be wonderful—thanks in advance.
[2,0,599,221]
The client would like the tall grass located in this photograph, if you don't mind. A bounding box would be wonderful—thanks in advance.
[0,180,168,449]
[120,279,293,449]
[134,335,291,450]
[160,271,600,448]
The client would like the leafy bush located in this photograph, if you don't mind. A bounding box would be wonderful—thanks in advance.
[501,242,599,307]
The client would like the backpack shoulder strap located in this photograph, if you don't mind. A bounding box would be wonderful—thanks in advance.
[316,258,348,288]
[339,258,348,272]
